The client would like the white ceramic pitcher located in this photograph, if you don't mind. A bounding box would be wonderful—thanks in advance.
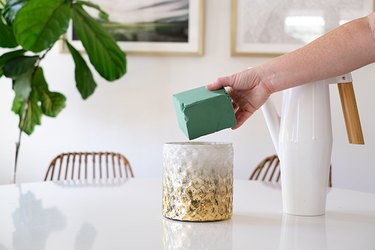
[262,73,363,216]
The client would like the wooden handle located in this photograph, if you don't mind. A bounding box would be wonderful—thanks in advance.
[337,82,364,144]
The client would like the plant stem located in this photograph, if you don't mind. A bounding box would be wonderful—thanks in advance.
[13,102,28,184]
[12,46,52,184]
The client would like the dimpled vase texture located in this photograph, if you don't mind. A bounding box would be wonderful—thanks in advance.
[162,142,233,221]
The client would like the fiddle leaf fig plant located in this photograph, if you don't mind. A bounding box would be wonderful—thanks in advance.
[0,0,127,182]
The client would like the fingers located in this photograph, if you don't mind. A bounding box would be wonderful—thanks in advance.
[206,75,232,90]
[232,109,253,130]
[232,101,239,112]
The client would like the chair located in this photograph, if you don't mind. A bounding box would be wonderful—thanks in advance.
[249,155,332,187]
[44,152,134,182]
[250,155,281,183]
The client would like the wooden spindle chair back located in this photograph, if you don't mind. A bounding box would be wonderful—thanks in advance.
[250,155,280,183]
[44,152,134,182]
[249,155,332,187]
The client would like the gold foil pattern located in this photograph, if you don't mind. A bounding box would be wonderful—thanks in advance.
[162,142,233,221]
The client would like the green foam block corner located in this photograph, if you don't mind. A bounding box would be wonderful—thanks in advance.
[173,86,236,140]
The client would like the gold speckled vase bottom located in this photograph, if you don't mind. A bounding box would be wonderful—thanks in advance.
[162,142,233,222]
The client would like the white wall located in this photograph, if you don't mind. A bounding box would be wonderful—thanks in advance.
[0,0,374,192]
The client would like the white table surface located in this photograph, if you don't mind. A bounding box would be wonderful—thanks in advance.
[0,179,374,250]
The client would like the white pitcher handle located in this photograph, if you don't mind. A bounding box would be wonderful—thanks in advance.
[261,98,281,155]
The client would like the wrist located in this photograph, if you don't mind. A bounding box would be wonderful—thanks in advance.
[255,65,275,95]
[367,12,375,41]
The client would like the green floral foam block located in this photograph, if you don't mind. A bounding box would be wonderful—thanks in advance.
[173,86,236,140]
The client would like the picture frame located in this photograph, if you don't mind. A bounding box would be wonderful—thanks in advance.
[231,0,374,57]
[65,0,205,56]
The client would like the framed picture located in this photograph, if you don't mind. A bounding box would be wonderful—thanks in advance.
[231,0,374,57]
[66,0,205,56]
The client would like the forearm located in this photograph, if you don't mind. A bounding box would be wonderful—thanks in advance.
[258,13,375,93]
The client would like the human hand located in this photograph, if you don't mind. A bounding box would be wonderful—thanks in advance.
[206,68,272,129]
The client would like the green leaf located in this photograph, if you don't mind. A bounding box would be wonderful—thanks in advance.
[22,94,42,135]
[65,40,97,99]
[0,20,18,48]
[12,67,67,135]
[77,0,109,21]
[0,49,25,77]
[32,67,66,117]
[11,70,42,135]
[11,95,25,116]
[72,3,126,81]
[13,0,71,52]
[12,68,33,100]
[0,49,25,65]
[41,91,66,117]
[3,55,38,78]
[2,0,28,25]
[98,10,109,22]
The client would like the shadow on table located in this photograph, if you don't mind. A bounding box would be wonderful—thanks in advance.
[74,222,97,250]
[12,188,66,250]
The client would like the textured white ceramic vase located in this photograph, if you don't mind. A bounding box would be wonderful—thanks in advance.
[162,142,233,221]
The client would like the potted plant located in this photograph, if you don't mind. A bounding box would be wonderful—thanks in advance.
[0,0,127,182]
